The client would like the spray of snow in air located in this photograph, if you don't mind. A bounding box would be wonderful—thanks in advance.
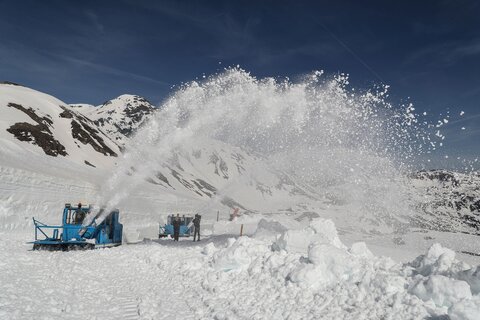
[91,68,442,226]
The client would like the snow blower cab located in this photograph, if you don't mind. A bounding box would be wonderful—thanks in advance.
[159,214,193,238]
[31,203,123,250]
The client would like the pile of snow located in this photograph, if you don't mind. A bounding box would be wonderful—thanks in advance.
[407,243,480,318]
[195,218,480,319]
[273,218,345,254]
[1,217,479,319]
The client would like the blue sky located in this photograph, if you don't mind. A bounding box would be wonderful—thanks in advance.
[0,0,479,168]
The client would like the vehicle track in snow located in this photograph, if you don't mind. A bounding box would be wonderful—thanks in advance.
[0,236,208,319]
[114,295,140,320]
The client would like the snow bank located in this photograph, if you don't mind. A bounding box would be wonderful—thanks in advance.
[2,216,480,319]
[403,243,480,318]
[449,295,480,320]
[458,266,480,294]
[212,217,259,236]
[212,236,270,271]
[409,243,468,276]
[252,218,289,241]
[410,275,471,308]
[196,218,480,319]
[273,218,346,254]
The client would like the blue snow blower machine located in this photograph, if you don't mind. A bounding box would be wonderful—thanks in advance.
[30,203,123,251]
[158,214,193,238]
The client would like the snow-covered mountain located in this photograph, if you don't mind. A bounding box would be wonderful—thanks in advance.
[139,138,320,213]
[410,169,480,235]
[0,83,120,169]
[2,81,480,320]
[1,82,479,237]
[0,82,319,230]
[70,94,155,147]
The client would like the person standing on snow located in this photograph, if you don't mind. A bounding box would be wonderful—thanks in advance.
[74,202,85,224]
[193,214,201,241]
[172,214,181,241]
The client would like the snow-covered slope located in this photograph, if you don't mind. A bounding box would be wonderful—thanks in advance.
[0,83,320,232]
[2,217,480,320]
[140,138,320,213]
[1,79,480,320]
[2,83,479,236]
[410,170,480,235]
[72,94,155,147]
[0,83,120,169]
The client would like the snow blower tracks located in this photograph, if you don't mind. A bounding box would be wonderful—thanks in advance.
[0,236,206,319]
[112,295,140,320]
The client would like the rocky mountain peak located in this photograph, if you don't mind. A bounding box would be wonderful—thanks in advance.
[411,169,480,234]
[102,94,151,107]
[87,94,155,146]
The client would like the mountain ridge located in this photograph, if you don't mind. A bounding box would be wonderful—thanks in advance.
[0,82,478,236]
[0,83,319,216]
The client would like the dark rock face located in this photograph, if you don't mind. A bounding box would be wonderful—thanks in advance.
[59,106,118,157]
[8,103,53,126]
[124,97,154,124]
[1,81,21,86]
[84,160,96,167]
[209,153,229,179]
[5,102,119,159]
[155,172,172,188]
[193,179,217,197]
[70,120,117,157]
[59,108,74,119]
[170,169,203,197]
[7,122,67,156]
[415,170,460,187]
[6,103,67,156]
[412,169,480,234]
[471,200,480,212]
[93,95,155,142]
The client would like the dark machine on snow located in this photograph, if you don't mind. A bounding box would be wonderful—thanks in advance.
[158,214,193,238]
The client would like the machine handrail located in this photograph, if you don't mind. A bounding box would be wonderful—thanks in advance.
[33,217,64,241]
[32,218,62,228]
[34,225,64,229]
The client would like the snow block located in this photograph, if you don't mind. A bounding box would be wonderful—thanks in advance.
[212,237,269,271]
[449,295,480,320]
[202,242,216,255]
[410,243,457,276]
[253,218,289,241]
[410,275,472,308]
[274,218,346,254]
[274,228,315,254]
[458,266,480,295]
[349,242,374,258]
[288,243,355,289]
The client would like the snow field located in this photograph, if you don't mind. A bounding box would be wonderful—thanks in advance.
[0,237,200,320]
[2,218,479,319]
[2,69,480,319]
[196,219,480,319]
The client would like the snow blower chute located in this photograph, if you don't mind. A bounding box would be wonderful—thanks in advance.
[30,203,123,251]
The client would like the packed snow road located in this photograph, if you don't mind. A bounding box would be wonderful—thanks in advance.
[0,234,214,320]
[1,218,480,320]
